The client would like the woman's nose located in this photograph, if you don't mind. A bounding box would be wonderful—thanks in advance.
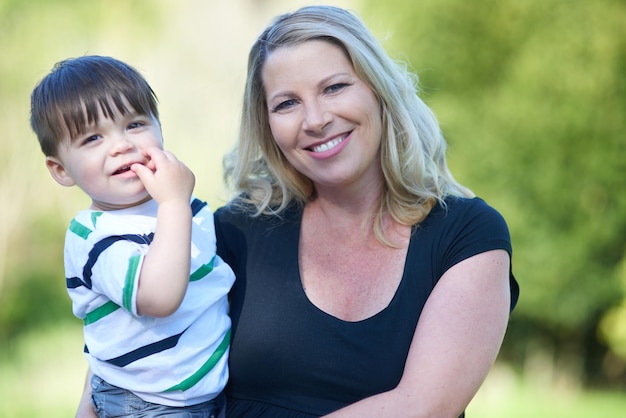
[302,100,332,133]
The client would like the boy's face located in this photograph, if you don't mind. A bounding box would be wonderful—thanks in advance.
[45,103,164,211]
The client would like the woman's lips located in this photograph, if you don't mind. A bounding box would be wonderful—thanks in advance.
[309,132,351,153]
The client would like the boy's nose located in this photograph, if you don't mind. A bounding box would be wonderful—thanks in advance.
[110,134,135,155]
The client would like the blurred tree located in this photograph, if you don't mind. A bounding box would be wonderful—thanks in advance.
[360,0,626,386]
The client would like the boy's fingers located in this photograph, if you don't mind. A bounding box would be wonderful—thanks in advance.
[161,150,177,160]
[143,147,164,163]
[131,162,152,179]
[144,147,178,167]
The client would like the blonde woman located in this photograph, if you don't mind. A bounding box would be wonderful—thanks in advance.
[215,5,519,418]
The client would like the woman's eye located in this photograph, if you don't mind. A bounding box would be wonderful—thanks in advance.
[326,83,349,94]
[273,99,297,113]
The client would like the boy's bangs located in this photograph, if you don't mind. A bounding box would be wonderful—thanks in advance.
[60,86,155,142]
[62,93,134,140]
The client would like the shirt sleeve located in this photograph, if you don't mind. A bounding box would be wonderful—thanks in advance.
[64,218,149,319]
[87,236,147,316]
[437,198,519,311]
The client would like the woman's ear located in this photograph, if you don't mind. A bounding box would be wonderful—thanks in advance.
[45,156,76,187]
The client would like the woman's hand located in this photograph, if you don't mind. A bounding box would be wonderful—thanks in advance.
[75,369,97,418]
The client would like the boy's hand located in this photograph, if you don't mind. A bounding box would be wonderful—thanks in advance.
[131,147,195,205]
[131,147,195,317]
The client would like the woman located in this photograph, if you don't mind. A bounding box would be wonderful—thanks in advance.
[77,5,518,418]
[215,4,518,418]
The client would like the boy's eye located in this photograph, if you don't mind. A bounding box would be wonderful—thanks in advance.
[128,121,144,129]
[82,134,101,145]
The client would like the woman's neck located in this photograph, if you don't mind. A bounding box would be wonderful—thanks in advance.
[308,183,381,227]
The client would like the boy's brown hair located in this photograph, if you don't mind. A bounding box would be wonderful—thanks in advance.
[30,55,159,157]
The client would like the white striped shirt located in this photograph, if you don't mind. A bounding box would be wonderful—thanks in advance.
[64,197,234,406]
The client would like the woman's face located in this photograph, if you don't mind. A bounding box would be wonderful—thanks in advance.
[262,40,383,193]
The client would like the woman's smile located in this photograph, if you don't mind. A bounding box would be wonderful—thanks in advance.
[309,132,351,156]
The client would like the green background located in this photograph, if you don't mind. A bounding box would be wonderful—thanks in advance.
[1,0,625,416]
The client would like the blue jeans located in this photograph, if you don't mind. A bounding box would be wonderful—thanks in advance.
[91,374,223,418]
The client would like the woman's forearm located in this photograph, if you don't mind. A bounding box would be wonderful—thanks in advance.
[76,368,97,418]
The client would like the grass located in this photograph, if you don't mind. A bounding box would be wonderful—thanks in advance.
[0,323,86,418]
[467,364,626,417]
[2,325,626,417]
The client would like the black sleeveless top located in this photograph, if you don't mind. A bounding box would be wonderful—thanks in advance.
[215,197,519,417]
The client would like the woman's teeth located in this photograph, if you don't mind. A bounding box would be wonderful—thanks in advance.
[312,137,344,153]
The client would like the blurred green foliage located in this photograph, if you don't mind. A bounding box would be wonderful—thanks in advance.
[1,0,625,405]
[361,0,626,386]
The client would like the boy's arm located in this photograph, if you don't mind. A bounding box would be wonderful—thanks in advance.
[131,147,195,317]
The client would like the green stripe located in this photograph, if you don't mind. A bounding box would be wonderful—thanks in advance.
[123,255,141,311]
[189,256,215,282]
[69,219,92,240]
[91,211,103,227]
[84,301,120,325]
[165,328,231,392]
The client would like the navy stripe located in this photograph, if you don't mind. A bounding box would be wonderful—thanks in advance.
[191,198,207,216]
[95,330,186,367]
[75,200,202,289]
[82,233,154,289]
[66,276,84,289]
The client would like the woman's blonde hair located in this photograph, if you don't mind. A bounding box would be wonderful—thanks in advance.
[224,5,473,244]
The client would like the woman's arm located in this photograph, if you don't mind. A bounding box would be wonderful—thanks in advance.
[324,249,511,418]
[75,369,96,418]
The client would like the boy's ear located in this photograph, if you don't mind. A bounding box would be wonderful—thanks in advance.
[45,156,76,187]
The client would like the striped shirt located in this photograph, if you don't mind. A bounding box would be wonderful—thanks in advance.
[65,197,234,406]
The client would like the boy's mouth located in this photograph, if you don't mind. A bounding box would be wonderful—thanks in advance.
[113,165,132,175]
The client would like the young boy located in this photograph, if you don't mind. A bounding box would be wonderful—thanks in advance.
[30,55,234,417]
